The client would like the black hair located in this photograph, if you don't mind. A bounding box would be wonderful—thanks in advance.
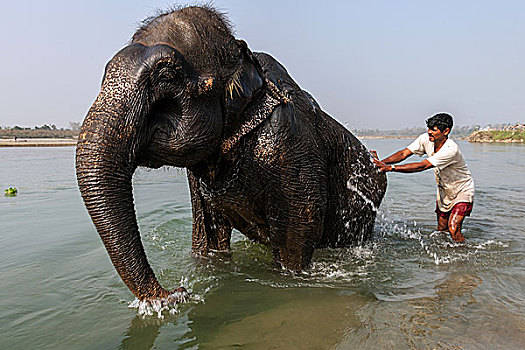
[426,113,453,132]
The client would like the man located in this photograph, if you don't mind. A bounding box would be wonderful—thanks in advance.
[372,113,474,242]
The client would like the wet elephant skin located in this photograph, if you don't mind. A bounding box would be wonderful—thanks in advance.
[76,6,387,303]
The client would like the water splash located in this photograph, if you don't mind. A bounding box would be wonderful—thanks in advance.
[128,278,191,318]
[306,245,379,281]
[346,181,378,213]
[375,206,511,267]
[243,243,380,289]
[378,214,466,265]
[469,240,509,249]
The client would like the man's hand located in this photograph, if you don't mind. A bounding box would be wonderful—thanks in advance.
[371,150,392,172]
[372,157,392,172]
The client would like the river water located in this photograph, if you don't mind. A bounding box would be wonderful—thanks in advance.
[1,139,524,349]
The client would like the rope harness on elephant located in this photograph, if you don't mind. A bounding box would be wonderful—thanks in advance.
[200,76,290,198]
[220,77,290,155]
[199,157,242,198]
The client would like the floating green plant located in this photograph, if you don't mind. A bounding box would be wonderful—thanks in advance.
[4,187,18,196]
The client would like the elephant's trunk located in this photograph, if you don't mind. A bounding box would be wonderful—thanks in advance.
[76,74,169,301]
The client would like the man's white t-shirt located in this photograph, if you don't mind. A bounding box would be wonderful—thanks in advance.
[407,133,474,212]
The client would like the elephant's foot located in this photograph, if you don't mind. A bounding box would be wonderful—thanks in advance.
[272,246,314,271]
[130,287,190,318]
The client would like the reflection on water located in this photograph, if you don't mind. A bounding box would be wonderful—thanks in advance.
[1,141,525,349]
[341,273,482,349]
[195,289,369,350]
[400,273,482,347]
[121,316,163,350]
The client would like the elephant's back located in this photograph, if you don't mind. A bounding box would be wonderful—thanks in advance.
[253,52,386,248]
[254,51,386,208]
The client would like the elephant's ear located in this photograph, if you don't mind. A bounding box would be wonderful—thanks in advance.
[224,40,264,120]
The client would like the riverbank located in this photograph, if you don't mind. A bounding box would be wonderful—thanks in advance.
[468,130,525,143]
[0,138,77,147]
[359,132,524,143]
[357,135,414,140]
[357,135,468,140]
[2,132,521,147]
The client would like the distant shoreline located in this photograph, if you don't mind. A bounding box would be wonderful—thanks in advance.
[0,134,521,147]
[357,135,415,140]
[357,135,524,142]
[467,130,524,143]
[0,138,77,147]
[357,135,469,140]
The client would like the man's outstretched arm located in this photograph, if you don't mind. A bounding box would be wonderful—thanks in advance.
[373,158,433,173]
[381,148,413,164]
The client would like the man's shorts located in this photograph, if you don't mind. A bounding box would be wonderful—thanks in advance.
[435,202,473,218]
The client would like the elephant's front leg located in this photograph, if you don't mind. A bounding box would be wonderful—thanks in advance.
[268,199,325,271]
[187,171,232,255]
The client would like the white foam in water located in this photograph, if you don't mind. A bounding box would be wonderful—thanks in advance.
[241,243,380,289]
[470,240,509,249]
[128,277,191,318]
[129,290,190,318]
[375,209,483,266]
[303,244,379,282]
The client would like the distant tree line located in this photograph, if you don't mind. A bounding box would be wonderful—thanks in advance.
[0,122,81,139]
[352,123,523,139]
[0,122,81,131]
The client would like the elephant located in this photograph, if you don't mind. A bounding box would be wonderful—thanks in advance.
[76,6,387,304]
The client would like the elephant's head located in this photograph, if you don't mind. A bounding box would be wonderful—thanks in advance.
[76,7,263,301]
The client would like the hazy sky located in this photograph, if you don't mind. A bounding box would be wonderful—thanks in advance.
[1,0,524,130]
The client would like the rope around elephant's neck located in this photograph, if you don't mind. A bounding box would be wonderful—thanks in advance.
[200,79,287,198]
[220,80,288,156]
[263,76,291,104]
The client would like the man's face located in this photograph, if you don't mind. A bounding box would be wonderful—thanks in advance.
[428,126,449,142]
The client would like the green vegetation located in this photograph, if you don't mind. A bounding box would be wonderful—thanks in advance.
[491,130,525,140]
[468,130,525,143]
[4,187,18,197]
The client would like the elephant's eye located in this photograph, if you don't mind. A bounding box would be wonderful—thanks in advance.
[153,59,182,82]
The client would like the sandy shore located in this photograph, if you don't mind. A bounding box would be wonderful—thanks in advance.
[0,138,77,147]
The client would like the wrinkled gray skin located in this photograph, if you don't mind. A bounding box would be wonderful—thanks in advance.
[76,6,387,303]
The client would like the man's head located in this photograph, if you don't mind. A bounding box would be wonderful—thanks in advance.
[426,113,453,142]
